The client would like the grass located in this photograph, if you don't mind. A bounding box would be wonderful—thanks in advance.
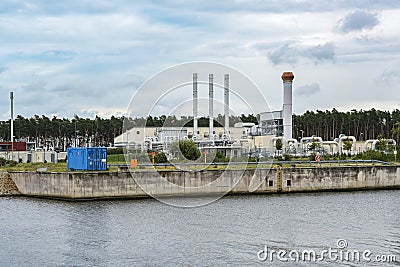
[0,154,396,173]
[0,162,68,172]
[107,154,126,163]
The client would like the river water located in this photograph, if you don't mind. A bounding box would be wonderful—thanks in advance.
[0,191,399,266]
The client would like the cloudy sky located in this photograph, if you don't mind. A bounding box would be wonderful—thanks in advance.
[0,0,400,120]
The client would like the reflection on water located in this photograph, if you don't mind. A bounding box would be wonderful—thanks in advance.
[0,190,399,266]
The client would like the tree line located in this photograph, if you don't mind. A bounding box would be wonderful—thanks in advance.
[0,115,123,151]
[0,109,399,151]
[0,114,258,151]
[293,108,400,142]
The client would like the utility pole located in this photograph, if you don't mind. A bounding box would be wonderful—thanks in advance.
[10,91,14,161]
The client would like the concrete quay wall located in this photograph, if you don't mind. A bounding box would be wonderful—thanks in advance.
[5,166,400,200]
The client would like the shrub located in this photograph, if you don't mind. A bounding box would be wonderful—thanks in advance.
[213,151,229,163]
[170,140,201,161]
[308,153,317,161]
[283,153,292,161]
[154,151,168,164]
[360,150,387,161]
[248,157,258,162]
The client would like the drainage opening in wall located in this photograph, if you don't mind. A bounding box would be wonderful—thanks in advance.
[268,180,274,187]
[286,179,291,187]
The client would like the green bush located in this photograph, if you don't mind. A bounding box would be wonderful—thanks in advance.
[154,151,168,164]
[7,160,18,167]
[248,157,258,162]
[283,153,292,161]
[360,150,387,161]
[0,157,18,167]
[308,153,317,161]
[170,140,201,161]
[213,151,229,163]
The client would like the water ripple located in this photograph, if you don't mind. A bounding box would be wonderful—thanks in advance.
[0,191,399,266]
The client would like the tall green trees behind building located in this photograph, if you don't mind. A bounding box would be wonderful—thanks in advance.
[292,108,400,141]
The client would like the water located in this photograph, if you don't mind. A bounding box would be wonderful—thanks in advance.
[0,191,399,266]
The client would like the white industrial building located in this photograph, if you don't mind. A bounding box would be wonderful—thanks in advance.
[115,72,396,157]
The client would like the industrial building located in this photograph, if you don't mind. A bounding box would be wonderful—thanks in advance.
[2,72,393,163]
[115,71,396,158]
[0,92,65,163]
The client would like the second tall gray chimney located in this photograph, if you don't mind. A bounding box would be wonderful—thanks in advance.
[193,73,198,139]
[224,74,229,137]
[209,74,214,140]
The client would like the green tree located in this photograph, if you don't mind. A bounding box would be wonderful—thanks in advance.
[343,140,353,154]
[213,150,229,163]
[308,140,321,152]
[275,139,283,151]
[376,135,387,151]
[154,151,168,163]
[170,140,201,161]
[391,121,400,141]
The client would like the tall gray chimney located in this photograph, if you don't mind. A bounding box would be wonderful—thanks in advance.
[192,73,198,139]
[282,72,294,140]
[209,74,214,140]
[10,91,14,158]
[224,74,229,137]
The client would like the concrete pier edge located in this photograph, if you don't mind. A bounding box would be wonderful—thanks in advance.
[2,165,400,201]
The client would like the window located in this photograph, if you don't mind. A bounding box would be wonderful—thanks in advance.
[136,131,140,134]
[268,180,274,187]
[286,180,291,187]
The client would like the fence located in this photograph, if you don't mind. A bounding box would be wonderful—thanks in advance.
[108,159,391,170]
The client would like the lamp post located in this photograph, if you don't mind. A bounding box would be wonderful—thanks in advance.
[10,92,14,161]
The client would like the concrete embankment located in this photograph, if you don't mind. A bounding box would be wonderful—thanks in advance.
[3,165,400,200]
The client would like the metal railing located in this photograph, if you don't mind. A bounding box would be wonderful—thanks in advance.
[108,159,391,169]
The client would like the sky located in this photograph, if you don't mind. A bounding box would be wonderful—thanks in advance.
[0,0,400,120]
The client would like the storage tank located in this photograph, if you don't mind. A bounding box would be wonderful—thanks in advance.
[67,147,107,171]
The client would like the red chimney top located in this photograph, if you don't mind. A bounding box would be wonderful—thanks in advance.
[281,72,294,82]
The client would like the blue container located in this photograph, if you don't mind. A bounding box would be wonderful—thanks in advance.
[67,147,107,171]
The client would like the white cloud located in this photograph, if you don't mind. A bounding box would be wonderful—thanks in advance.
[0,1,399,120]
[268,41,335,65]
[376,68,400,86]
[335,10,380,33]
[0,65,7,74]
[295,83,321,97]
